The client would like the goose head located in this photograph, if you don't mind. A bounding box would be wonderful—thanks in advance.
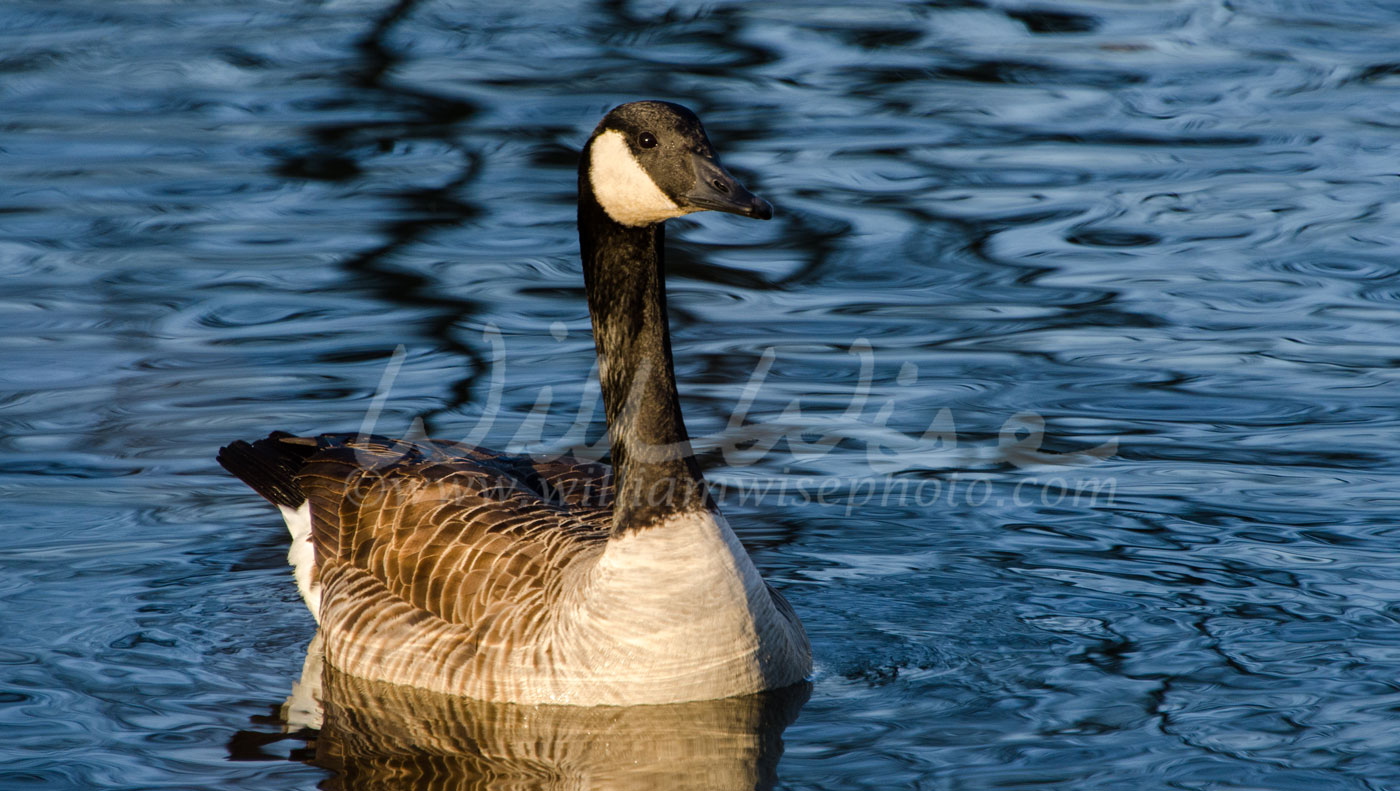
[585,101,773,227]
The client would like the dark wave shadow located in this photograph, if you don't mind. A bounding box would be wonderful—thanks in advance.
[264,0,489,433]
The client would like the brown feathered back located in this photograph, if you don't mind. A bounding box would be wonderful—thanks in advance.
[220,433,615,693]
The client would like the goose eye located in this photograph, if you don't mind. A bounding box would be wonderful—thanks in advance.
[638,132,657,149]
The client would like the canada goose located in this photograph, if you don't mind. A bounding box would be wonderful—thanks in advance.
[218,101,811,706]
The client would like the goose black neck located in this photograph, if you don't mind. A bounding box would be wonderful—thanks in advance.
[578,166,707,533]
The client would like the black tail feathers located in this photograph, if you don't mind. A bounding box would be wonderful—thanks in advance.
[217,431,317,509]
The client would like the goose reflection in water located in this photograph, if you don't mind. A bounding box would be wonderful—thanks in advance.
[275,634,810,790]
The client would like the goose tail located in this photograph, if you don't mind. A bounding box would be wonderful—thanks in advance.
[216,430,313,509]
[218,431,323,620]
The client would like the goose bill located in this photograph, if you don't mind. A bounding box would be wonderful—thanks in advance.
[683,153,773,220]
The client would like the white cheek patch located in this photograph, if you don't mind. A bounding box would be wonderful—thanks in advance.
[589,129,693,226]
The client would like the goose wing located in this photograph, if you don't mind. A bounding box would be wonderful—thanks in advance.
[219,432,614,693]
[219,432,612,627]
[293,433,611,627]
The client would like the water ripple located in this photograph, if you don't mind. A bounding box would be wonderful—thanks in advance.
[5,0,1400,789]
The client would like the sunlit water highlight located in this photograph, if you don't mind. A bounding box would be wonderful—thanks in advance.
[4,0,1400,788]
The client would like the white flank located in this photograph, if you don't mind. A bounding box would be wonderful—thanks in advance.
[589,129,691,226]
[530,509,810,704]
[276,501,321,622]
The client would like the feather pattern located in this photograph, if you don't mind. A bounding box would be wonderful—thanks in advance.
[219,432,808,705]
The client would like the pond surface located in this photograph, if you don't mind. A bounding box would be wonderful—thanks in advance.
[4,0,1400,788]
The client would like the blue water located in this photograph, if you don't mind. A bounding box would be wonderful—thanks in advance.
[4,0,1400,788]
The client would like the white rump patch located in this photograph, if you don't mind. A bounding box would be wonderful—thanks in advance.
[589,129,691,227]
[277,501,321,622]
